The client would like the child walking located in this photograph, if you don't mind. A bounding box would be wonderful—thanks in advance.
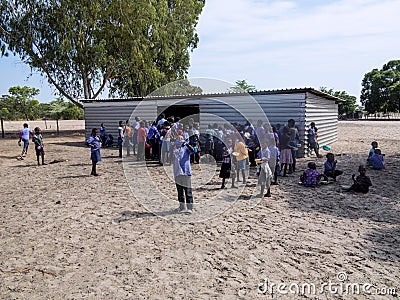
[18,123,33,159]
[86,128,102,176]
[32,127,45,166]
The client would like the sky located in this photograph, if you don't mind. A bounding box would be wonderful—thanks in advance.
[1,0,399,103]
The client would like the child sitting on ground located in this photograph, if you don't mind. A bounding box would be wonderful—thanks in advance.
[367,141,378,161]
[300,162,325,187]
[324,153,343,181]
[104,134,114,147]
[32,127,45,166]
[347,165,372,193]
[368,148,385,170]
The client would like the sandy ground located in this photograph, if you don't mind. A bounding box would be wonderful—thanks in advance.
[0,121,399,299]
[1,120,84,135]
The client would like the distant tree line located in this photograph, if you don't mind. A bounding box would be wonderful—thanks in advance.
[0,86,83,121]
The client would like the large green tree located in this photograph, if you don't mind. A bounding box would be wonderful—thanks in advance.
[0,0,204,107]
[0,86,40,120]
[320,87,357,117]
[361,60,400,114]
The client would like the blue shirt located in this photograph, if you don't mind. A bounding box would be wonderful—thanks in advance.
[324,160,336,172]
[148,125,158,139]
[173,146,192,177]
[86,136,101,152]
[268,145,280,162]
[369,154,384,170]
[257,147,271,159]
[99,126,106,137]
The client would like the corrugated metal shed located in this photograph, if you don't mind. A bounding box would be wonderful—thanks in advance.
[82,88,341,157]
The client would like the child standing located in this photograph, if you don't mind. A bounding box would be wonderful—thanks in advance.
[268,138,280,185]
[300,162,325,187]
[324,153,343,181]
[219,139,234,189]
[347,165,372,193]
[257,141,273,197]
[279,126,294,177]
[86,128,102,176]
[173,136,195,214]
[234,137,249,184]
[32,127,45,166]
[308,122,320,158]
[137,121,147,161]
[117,121,124,158]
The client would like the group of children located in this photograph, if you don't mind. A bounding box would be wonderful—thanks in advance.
[299,141,385,193]
[18,123,45,166]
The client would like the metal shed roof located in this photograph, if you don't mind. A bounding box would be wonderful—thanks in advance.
[80,87,343,103]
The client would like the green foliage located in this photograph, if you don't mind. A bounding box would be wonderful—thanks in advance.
[320,87,357,116]
[361,60,400,114]
[0,86,40,120]
[0,107,10,119]
[42,98,84,120]
[229,80,257,93]
[0,86,83,120]
[150,79,203,96]
[0,0,204,106]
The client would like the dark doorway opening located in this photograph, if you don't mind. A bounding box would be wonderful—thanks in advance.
[157,104,200,123]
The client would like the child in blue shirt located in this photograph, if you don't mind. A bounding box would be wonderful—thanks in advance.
[367,141,378,161]
[324,153,343,181]
[368,148,385,170]
[173,136,194,214]
[86,128,102,176]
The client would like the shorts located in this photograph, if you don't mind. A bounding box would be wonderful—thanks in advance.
[91,149,102,163]
[237,159,247,170]
[22,138,29,149]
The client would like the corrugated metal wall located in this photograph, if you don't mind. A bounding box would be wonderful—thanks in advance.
[305,92,338,155]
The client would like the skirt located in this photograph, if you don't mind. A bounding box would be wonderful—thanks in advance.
[91,149,102,163]
[280,149,293,164]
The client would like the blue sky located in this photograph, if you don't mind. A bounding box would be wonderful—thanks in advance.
[1,0,399,103]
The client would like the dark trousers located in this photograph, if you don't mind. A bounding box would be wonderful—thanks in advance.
[249,146,257,166]
[175,175,193,208]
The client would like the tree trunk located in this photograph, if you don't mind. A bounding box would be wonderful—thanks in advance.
[1,118,4,138]
[56,119,59,135]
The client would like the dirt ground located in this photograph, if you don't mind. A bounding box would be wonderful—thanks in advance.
[0,121,399,299]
